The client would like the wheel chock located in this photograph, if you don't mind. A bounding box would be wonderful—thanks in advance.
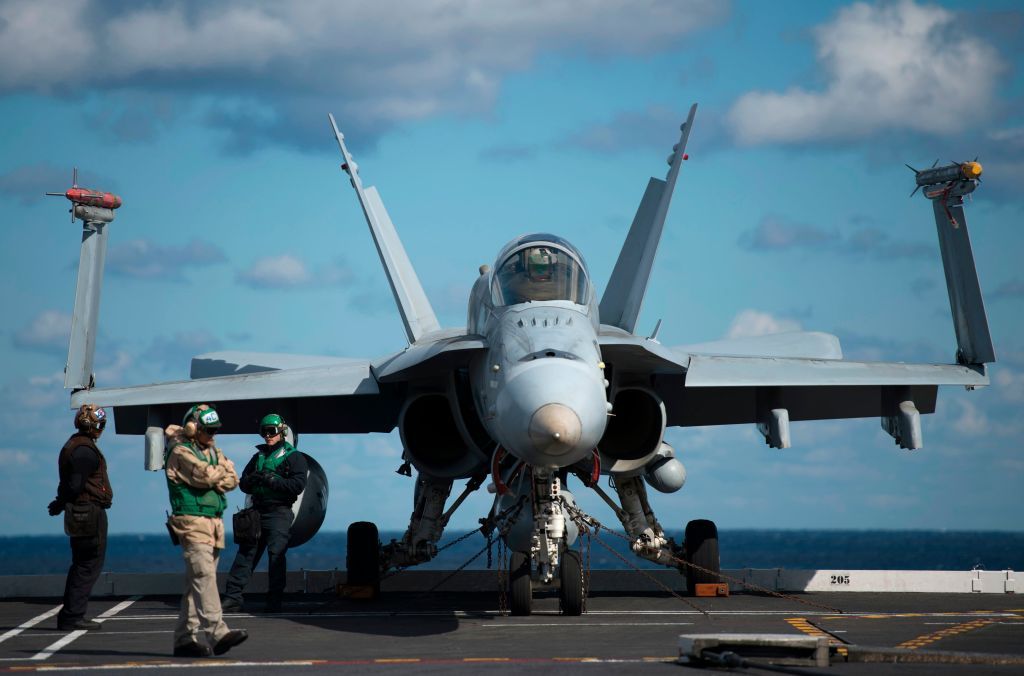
[338,584,378,599]
[694,582,729,597]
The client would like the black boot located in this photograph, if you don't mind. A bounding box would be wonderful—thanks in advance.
[213,629,249,656]
[58,618,102,631]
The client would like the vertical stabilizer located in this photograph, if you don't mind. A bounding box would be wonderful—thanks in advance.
[600,103,697,333]
[329,115,441,344]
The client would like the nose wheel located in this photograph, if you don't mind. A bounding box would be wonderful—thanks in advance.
[558,549,584,616]
[507,549,586,616]
[509,551,532,616]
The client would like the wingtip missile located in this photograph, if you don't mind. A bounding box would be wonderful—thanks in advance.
[907,159,983,200]
[45,168,122,222]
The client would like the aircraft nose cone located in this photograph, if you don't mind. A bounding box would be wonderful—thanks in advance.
[528,403,582,457]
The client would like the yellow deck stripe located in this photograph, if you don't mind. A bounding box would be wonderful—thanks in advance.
[897,618,994,650]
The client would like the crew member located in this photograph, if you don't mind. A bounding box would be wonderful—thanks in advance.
[165,404,248,657]
[48,404,113,631]
[222,413,307,613]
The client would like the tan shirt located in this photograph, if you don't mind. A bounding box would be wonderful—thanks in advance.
[165,435,238,549]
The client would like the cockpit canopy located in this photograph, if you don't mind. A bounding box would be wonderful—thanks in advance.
[491,234,591,306]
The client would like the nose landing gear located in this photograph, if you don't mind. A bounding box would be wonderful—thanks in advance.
[507,545,585,617]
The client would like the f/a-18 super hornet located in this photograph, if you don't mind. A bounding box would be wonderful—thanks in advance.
[64,103,994,614]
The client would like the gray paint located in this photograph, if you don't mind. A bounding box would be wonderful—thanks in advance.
[65,220,109,390]
[329,114,441,344]
[600,103,696,333]
[932,200,996,365]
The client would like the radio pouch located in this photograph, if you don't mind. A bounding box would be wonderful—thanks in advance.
[233,507,261,546]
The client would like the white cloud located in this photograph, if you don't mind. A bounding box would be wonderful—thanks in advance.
[13,310,70,353]
[725,309,802,339]
[949,398,989,436]
[728,0,1003,145]
[106,238,227,280]
[994,368,1024,403]
[0,449,31,466]
[236,254,311,288]
[0,0,726,150]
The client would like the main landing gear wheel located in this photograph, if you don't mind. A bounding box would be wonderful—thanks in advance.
[509,551,532,616]
[558,550,584,616]
[683,519,720,596]
[346,521,381,599]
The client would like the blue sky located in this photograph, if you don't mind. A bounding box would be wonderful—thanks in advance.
[1,0,1022,539]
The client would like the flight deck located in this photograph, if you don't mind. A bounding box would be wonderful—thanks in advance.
[2,571,1022,675]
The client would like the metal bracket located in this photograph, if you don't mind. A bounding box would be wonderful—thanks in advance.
[757,408,791,449]
[881,400,923,450]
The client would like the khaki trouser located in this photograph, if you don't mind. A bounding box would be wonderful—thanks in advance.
[174,542,230,650]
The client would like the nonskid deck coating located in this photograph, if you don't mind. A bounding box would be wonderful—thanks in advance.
[1,589,1023,675]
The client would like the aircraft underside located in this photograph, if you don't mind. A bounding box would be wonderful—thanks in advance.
[347,441,718,616]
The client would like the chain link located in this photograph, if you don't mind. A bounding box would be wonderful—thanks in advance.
[497,537,508,616]
[561,500,844,616]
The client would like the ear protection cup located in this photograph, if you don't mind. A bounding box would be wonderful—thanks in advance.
[74,404,106,432]
[182,403,218,439]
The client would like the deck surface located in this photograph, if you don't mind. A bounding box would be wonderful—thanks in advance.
[2,589,1023,674]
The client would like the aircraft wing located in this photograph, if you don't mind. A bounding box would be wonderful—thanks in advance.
[70,330,488,436]
[599,331,988,449]
[70,359,400,435]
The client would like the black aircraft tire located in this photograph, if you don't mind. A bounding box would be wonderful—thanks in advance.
[509,551,532,616]
[683,519,720,596]
[559,550,584,616]
[346,521,381,598]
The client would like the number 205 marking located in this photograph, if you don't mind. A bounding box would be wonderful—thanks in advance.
[830,574,851,584]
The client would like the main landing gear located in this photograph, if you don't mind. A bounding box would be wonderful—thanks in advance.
[343,463,722,610]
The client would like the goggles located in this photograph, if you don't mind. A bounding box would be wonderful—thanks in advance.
[199,426,220,436]
[261,426,283,438]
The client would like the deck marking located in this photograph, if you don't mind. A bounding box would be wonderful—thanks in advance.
[373,658,420,663]
[897,618,995,650]
[481,622,694,627]
[785,617,849,657]
[2,655,679,671]
[24,660,324,671]
[0,605,62,645]
[31,597,140,662]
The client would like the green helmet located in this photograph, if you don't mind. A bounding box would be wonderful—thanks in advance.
[259,413,287,438]
[184,404,221,432]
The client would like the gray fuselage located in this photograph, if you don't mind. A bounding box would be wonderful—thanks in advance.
[467,235,608,469]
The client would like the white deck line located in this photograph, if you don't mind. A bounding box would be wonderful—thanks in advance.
[0,569,1018,598]
[31,596,140,661]
[0,604,61,645]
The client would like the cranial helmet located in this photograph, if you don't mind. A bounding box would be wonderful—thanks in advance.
[259,413,287,438]
[74,404,107,433]
[182,403,221,438]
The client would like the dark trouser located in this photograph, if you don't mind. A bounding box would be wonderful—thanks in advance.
[224,506,292,603]
[58,508,107,624]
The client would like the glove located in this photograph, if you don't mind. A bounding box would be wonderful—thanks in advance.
[48,499,64,516]
[264,473,286,492]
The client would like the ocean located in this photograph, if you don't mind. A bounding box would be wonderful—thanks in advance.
[2,530,1021,576]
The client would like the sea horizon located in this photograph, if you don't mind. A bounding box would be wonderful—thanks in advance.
[3,529,1022,576]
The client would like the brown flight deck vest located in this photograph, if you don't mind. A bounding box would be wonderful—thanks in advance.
[58,434,113,508]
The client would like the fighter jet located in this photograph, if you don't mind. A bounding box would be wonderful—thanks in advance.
[64,103,994,615]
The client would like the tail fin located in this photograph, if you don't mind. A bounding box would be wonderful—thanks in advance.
[599,103,697,333]
[328,115,441,344]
